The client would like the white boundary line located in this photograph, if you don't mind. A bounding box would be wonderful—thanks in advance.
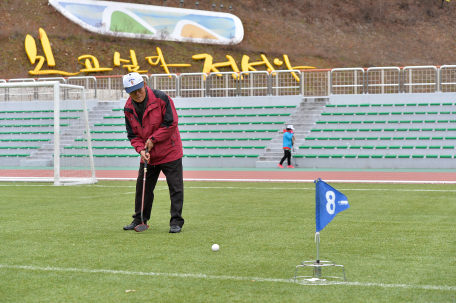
[0,264,455,291]
[2,184,456,192]
[2,177,455,184]
[97,177,456,184]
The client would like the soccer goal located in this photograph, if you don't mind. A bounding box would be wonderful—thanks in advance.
[0,81,97,186]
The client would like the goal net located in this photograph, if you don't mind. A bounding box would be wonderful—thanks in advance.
[0,81,97,185]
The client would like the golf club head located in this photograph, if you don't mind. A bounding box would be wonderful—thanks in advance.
[134,224,149,232]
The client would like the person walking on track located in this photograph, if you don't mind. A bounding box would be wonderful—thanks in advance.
[278,125,295,169]
[122,72,185,233]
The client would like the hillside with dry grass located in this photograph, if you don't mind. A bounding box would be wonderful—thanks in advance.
[1,0,455,79]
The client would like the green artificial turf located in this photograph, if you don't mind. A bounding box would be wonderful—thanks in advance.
[0,181,455,302]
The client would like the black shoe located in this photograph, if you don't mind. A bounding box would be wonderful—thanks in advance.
[169,225,182,233]
[123,222,138,230]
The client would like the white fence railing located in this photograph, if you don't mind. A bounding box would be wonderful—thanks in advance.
[270,70,301,96]
[179,73,207,98]
[403,66,438,94]
[439,65,456,93]
[0,79,6,102]
[302,70,330,97]
[239,71,269,97]
[150,74,178,99]
[331,68,365,95]
[2,66,456,101]
[207,72,238,98]
[366,67,401,94]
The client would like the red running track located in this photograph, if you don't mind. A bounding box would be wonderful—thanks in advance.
[96,170,456,183]
[2,169,455,183]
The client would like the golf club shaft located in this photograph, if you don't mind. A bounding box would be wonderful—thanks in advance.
[141,161,147,223]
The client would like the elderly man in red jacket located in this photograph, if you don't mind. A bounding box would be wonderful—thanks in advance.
[122,72,184,233]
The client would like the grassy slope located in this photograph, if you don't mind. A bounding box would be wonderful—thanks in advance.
[0,0,456,79]
[0,181,455,302]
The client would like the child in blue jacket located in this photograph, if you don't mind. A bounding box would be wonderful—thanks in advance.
[278,125,295,168]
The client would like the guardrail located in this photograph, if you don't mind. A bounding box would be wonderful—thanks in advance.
[239,71,270,97]
[207,72,238,98]
[302,69,331,97]
[366,67,401,94]
[439,65,456,93]
[1,66,456,101]
[403,66,438,93]
[150,74,178,98]
[331,68,365,95]
[179,73,207,98]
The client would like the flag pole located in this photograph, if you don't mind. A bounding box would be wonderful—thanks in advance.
[293,178,348,283]
[315,232,321,278]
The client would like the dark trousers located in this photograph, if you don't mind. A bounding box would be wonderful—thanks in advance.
[280,149,291,166]
[133,157,184,227]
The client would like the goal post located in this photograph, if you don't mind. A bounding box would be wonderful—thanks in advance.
[0,81,97,186]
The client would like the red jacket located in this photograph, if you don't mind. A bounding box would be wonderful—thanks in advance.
[124,86,183,165]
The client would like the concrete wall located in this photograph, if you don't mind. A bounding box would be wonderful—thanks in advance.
[328,92,456,105]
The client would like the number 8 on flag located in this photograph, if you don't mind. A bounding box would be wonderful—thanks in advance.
[315,178,350,232]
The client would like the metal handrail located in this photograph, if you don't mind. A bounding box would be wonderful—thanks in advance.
[366,67,401,94]
[179,73,207,98]
[439,65,456,93]
[403,66,438,93]
[37,77,67,84]
[36,77,67,100]
[0,79,6,102]
[150,74,179,98]
[207,71,239,97]
[5,65,456,100]
[7,78,37,100]
[330,68,365,95]
[8,78,36,83]
[68,76,97,99]
[238,71,270,96]
[269,70,301,96]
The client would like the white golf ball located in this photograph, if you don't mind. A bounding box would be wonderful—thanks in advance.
[212,244,219,252]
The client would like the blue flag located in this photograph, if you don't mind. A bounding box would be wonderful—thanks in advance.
[315,178,350,232]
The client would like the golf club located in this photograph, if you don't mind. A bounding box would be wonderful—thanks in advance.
[135,160,149,232]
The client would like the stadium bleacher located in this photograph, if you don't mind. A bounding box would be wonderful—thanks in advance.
[295,102,456,167]
[1,96,456,169]
[0,102,300,167]
[86,105,297,164]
